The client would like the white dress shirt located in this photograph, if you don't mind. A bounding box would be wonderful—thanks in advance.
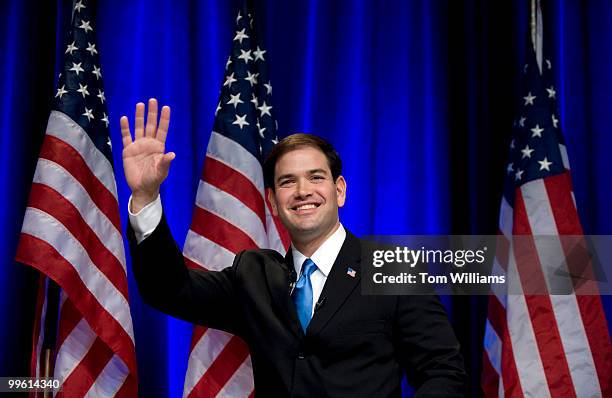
[290,224,346,316]
[128,195,347,316]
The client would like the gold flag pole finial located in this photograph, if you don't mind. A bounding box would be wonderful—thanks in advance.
[531,0,543,72]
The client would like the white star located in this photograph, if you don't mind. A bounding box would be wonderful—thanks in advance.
[546,59,551,69]
[530,124,544,138]
[253,46,266,61]
[506,163,513,175]
[223,72,237,88]
[92,65,102,80]
[78,20,93,33]
[250,93,259,107]
[523,92,536,106]
[69,62,84,76]
[85,42,97,55]
[552,114,559,128]
[74,1,85,12]
[523,63,529,74]
[521,145,534,159]
[238,49,253,63]
[236,10,242,24]
[101,112,109,127]
[76,83,89,98]
[271,137,278,145]
[97,89,105,103]
[515,169,524,181]
[232,114,249,130]
[215,101,221,116]
[256,119,266,137]
[510,139,515,149]
[226,56,232,69]
[546,86,556,99]
[257,101,272,117]
[82,107,94,121]
[234,28,249,44]
[518,116,526,127]
[106,136,112,149]
[538,157,552,171]
[264,82,272,95]
[244,71,258,86]
[65,41,78,54]
[226,93,243,108]
[55,85,68,99]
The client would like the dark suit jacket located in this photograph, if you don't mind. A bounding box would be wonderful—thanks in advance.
[129,216,466,397]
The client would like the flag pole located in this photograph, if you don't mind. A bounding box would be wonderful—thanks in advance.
[41,279,60,398]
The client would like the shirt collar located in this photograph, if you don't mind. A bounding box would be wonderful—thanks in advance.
[292,224,346,277]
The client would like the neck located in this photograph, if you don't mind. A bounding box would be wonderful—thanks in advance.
[291,221,341,258]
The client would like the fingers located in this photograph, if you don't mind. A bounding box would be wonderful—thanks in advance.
[145,98,158,138]
[119,116,132,148]
[134,102,145,139]
[126,99,169,143]
[156,106,171,144]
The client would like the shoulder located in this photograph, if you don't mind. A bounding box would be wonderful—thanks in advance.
[232,248,287,273]
[236,248,285,262]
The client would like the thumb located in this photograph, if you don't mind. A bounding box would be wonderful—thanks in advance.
[159,152,175,174]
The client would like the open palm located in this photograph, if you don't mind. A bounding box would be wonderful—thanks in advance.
[120,99,175,209]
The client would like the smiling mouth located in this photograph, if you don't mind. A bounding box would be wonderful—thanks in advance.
[292,203,321,211]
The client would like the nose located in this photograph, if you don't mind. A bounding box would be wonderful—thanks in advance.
[295,178,312,199]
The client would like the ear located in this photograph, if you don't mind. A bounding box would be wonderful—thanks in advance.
[267,188,279,216]
[335,175,346,208]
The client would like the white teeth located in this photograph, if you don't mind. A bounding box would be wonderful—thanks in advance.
[296,204,316,211]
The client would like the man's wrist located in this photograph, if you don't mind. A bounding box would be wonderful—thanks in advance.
[128,194,162,244]
[131,192,159,213]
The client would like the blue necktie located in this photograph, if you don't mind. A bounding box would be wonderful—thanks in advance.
[292,259,317,333]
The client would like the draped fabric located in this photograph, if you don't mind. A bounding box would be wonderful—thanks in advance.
[1,1,611,397]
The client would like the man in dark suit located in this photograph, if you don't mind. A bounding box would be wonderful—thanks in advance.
[121,99,466,397]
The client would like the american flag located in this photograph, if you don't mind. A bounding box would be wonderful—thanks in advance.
[15,0,138,396]
[181,3,290,397]
[481,8,612,397]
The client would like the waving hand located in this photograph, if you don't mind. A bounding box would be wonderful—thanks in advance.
[120,98,175,212]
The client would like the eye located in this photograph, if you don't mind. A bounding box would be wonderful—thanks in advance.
[279,178,294,187]
[311,175,325,181]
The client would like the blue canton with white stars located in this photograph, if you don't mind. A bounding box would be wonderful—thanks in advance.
[54,0,112,163]
[214,4,280,162]
[503,45,567,206]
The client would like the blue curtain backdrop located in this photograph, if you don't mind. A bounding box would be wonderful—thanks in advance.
[1,0,611,397]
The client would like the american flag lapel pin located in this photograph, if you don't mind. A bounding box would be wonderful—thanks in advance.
[346,267,356,278]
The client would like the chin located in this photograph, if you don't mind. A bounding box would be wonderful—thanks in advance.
[292,223,320,235]
[285,222,320,238]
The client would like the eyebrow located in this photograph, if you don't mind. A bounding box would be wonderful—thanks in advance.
[276,168,329,182]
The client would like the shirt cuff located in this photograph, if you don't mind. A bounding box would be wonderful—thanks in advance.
[128,194,162,244]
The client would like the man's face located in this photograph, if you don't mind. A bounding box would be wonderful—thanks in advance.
[268,146,346,244]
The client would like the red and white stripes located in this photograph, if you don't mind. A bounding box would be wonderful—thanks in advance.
[182,131,289,397]
[482,174,612,397]
[17,111,138,397]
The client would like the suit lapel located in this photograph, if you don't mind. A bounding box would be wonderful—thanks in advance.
[307,232,361,336]
[264,249,303,338]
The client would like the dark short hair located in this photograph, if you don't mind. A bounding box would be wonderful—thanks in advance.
[263,133,342,189]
